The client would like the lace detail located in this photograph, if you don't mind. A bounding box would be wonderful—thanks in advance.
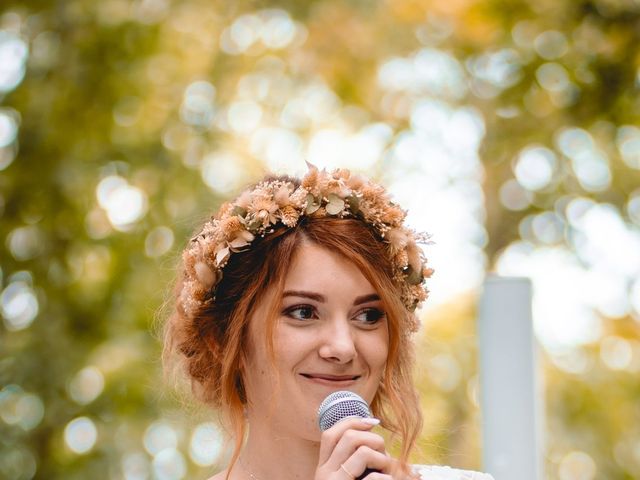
[413,464,495,480]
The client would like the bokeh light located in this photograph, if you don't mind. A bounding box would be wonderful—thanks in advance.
[1,280,39,331]
[379,48,467,99]
[617,125,640,169]
[0,385,45,431]
[0,107,19,148]
[145,226,175,258]
[251,126,304,171]
[227,100,263,134]
[534,30,569,60]
[556,127,611,192]
[499,179,533,211]
[189,422,224,467]
[152,448,187,480]
[121,452,150,480]
[0,30,28,93]
[7,225,45,261]
[558,450,597,480]
[0,446,37,480]
[64,417,98,454]
[96,175,149,230]
[220,10,301,55]
[144,421,178,456]
[536,63,570,93]
[67,366,105,405]
[514,146,557,191]
[626,190,640,225]
[466,49,522,98]
[180,81,216,128]
[200,151,247,194]
[600,336,634,371]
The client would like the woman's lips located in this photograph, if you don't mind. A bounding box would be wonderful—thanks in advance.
[300,373,360,385]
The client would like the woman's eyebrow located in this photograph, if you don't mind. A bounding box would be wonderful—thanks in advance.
[282,290,326,302]
[281,291,380,306]
[353,293,380,306]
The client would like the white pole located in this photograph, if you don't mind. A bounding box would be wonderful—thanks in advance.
[478,275,543,480]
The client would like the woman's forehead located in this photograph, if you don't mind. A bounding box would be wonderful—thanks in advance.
[282,243,376,294]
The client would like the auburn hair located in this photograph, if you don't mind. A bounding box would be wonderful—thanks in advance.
[163,176,423,476]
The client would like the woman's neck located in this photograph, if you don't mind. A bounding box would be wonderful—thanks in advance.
[235,418,320,480]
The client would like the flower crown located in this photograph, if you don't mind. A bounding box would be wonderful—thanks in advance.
[179,165,433,322]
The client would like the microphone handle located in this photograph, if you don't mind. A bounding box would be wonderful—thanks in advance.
[357,468,380,480]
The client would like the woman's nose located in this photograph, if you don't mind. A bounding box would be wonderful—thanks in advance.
[318,319,357,363]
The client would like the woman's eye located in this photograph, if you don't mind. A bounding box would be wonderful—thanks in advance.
[354,308,386,325]
[284,305,317,320]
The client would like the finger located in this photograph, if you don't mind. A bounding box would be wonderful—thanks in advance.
[318,417,380,464]
[331,428,386,461]
[341,446,391,478]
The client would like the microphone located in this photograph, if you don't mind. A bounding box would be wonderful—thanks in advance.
[317,391,380,480]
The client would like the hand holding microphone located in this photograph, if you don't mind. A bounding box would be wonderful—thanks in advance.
[315,391,390,480]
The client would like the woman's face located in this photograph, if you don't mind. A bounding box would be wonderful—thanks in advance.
[243,241,389,440]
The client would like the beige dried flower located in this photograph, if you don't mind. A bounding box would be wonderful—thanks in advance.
[220,216,244,238]
[216,201,235,219]
[194,261,218,290]
[393,250,409,269]
[302,166,319,192]
[289,187,309,208]
[229,230,254,249]
[346,173,365,190]
[387,228,409,252]
[248,196,278,228]
[423,266,434,279]
[215,245,230,266]
[318,174,350,198]
[334,168,351,180]
[360,183,386,203]
[236,190,253,209]
[279,205,300,227]
[406,241,422,274]
[274,183,293,206]
[381,205,405,226]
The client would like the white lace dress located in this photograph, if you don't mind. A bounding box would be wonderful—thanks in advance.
[413,465,495,479]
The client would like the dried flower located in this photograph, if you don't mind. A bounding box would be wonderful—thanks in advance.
[302,165,320,195]
[247,196,279,228]
[274,183,292,206]
[289,187,309,208]
[381,205,405,227]
[236,190,253,209]
[280,205,300,227]
[387,228,409,251]
[194,262,218,290]
[220,216,244,238]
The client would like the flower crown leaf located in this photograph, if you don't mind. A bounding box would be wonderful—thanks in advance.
[179,165,432,327]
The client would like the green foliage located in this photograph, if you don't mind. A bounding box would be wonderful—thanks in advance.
[1,0,639,479]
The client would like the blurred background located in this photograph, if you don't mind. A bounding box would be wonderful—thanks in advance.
[1,0,639,479]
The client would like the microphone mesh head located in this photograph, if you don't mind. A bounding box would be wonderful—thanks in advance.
[317,390,371,432]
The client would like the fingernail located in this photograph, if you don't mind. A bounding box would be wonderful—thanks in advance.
[361,417,380,425]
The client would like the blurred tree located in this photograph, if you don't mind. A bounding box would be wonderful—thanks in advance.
[1,0,639,479]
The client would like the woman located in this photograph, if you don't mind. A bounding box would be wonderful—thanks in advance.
[164,165,494,480]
